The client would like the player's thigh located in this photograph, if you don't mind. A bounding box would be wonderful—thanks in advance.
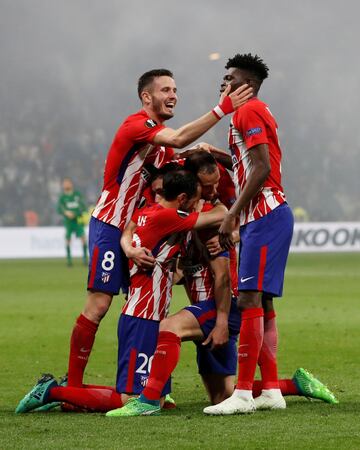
[75,224,85,238]
[159,309,204,341]
[87,216,129,296]
[116,314,171,397]
[238,203,293,298]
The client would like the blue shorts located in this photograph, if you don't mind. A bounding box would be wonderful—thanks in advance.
[87,216,129,295]
[238,203,294,297]
[185,298,240,375]
[116,314,171,396]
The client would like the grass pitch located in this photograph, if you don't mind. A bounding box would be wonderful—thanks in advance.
[0,253,359,449]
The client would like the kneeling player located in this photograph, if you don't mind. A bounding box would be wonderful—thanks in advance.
[15,170,230,414]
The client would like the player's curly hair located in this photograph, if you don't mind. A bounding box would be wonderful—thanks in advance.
[138,69,174,98]
[225,53,269,81]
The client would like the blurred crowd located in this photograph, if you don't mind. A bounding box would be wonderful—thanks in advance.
[0,102,358,226]
[0,122,106,226]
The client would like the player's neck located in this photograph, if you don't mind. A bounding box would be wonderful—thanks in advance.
[142,106,165,124]
[158,199,180,210]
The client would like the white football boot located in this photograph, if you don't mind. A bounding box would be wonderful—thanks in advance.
[254,389,286,410]
[203,390,256,415]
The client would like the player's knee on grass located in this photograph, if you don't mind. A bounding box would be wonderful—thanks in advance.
[83,291,113,323]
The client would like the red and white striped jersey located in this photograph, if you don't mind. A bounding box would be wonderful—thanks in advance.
[122,204,199,321]
[92,110,174,231]
[183,203,238,303]
[229,97,286,226]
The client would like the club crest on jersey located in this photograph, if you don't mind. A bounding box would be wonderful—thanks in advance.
[246,127,262,137]
[177,210,189,219]
[101,272,110,283]
[140,375,148,387]
[145,119,157,128]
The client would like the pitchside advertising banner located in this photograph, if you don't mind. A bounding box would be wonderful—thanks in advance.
[0,222,359,258]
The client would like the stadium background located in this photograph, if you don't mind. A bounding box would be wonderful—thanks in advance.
[0,1,359,449]
[0,0,359,227]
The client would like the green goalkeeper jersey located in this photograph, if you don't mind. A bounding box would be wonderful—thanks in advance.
[57,190,86,225]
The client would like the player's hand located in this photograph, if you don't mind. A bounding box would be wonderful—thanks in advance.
[65,211,75,219]
[172,143,210,160]
[215,84,253,118]
[202,323,229,350]
[128,247,155,269]
[205,235,223,256]
[218,213,236,250]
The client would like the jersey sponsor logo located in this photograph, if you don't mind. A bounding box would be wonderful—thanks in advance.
[145,119,157,128]
[246,127,262,137]
[240,276,254,283]
[177,210,189,219]
[101,271,111,283]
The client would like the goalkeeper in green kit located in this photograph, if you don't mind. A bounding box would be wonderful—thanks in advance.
[57,178,88,266]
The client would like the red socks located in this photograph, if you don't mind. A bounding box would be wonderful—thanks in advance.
[67,314,98,387]
[258,310,279,389]
[253,379,299,397]
[49,386,122,412]
[236,308,264,390]
[143,331,181,401]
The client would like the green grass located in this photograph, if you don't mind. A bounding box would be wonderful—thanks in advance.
[1,254,360,449]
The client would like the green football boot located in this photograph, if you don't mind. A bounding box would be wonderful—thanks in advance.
[34,374,68,412]
[163,394,176,410]
[106,397,161,417]
[293,368,339,404]
[15,374,58,414]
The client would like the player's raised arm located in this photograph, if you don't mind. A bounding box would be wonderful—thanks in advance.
[193,203,227,230]
[120,220,155,269]
[153,84,252,148]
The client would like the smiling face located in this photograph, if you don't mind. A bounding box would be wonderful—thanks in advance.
[142,76,177,121]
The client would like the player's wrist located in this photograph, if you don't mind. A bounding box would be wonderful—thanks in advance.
[215,312,229,326]
[212,96,234,120]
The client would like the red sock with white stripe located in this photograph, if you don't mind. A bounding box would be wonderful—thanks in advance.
[258,310,280,389]
[235,308,264,393]
[67,314,98,387]
[48,386,122,412]
[142,331,181,401]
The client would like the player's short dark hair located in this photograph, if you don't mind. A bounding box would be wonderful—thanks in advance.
[162,170,199,201]
[184,151,217,176]
[137,69,174,98]
[225,53,269,82]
